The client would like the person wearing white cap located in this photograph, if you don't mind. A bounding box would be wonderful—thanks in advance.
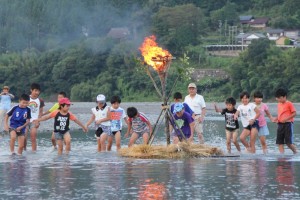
[85,94,111,152]
[184,83,206,143]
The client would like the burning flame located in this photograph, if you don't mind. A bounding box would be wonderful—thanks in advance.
[139,35,172,72]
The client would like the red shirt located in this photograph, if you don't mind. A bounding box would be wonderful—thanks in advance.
[277,101,296,123]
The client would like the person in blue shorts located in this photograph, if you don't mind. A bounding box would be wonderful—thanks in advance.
[4,94,31,155]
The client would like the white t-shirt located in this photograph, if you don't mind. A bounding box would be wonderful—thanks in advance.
[28,97,45,122]
[110,107,127,132]
[91,105,111,127]
[237,103,257,127]
[184,94,206,115]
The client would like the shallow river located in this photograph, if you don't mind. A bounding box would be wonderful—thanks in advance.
[0,102,299,199]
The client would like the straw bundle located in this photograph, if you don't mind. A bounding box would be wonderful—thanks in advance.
[118,142,224,159]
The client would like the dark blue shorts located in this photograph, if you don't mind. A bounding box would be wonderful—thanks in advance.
[244,120,259,131]
[276,122,294,145]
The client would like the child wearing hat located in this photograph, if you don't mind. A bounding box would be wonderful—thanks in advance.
[85,94,111,152]
[0,86,15,134]
[34,98,87,155]
[172,102,195,144]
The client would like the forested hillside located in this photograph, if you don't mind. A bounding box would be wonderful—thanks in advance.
[0,0,300,101]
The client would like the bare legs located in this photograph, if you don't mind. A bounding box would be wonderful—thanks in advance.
[240,128,258,153]
[128,132,149,147]
[10,131,25,155]
[107,131,121,151]
[226,131,241,154]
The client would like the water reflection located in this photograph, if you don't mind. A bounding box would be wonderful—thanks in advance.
[2,157,28,197]
[0,121,300,199]
[276,158,296,198]
[138,179,167,200]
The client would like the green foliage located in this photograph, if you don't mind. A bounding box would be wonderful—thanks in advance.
[284,38,291,45]
[0,0,300,102]
[152,4,207,55]
[225,42,300,101]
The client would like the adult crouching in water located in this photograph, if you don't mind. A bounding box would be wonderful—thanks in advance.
[184,83,206,144]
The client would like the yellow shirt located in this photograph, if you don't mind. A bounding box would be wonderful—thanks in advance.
[49,103,59,113]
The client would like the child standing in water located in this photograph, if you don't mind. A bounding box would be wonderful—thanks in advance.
[4,94,31,155]
[272,88,297,154]
[234,91,260,153]
[108,95,128,151]
[214,97,241,154]
[24,83,45,152]
[0,85,14,134]
[34,98,87,155]
[42,91,67,150]
[85,94,111,152]
[253,91,273,154]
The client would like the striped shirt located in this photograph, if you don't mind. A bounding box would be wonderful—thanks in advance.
[128,112,149,133]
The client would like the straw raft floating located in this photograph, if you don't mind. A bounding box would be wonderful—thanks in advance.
[118,142,224,159]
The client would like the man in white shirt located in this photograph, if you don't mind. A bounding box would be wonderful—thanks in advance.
[184,83,206,143]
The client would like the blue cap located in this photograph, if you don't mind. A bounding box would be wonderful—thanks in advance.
[173,103,184,113]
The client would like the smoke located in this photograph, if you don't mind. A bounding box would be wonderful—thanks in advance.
[0,0,150,53]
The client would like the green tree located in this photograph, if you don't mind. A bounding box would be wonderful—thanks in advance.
[152,4,207,55]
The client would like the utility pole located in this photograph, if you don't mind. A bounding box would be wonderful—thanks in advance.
[219,20,222,45]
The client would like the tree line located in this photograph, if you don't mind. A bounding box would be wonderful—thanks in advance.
[0,0,299,101]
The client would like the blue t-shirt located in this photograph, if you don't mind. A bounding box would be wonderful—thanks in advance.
[171,102,194,115]
[173,111,194,138]
[0,94,13,110]
[110,107,126,132]
[7,105,31,133]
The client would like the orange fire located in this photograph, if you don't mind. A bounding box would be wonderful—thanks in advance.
[139,35,172,72]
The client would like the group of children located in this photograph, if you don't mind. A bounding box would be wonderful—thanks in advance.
[2,82,298,156]
[4,83,154,155]
[214,89,297,155]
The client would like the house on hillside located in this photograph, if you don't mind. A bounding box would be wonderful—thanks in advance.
[239,15,254,24]
[266,29,284,40]
[107,27,130,41]
[276,36,291,45]
[248,17,269,28]
[236,33,266,45]
[284,30,300,40]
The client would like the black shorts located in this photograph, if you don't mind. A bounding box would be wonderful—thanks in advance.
[111,130,121,136]
[95,127,103,138]
[276,122,294,145]
[9,128,25,136]
[244,120,259,131]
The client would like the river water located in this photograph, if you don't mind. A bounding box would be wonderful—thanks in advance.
[0,102,300,199]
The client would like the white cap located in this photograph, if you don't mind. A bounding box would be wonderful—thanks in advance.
[188,83,197,88]
[96,94,106,102]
